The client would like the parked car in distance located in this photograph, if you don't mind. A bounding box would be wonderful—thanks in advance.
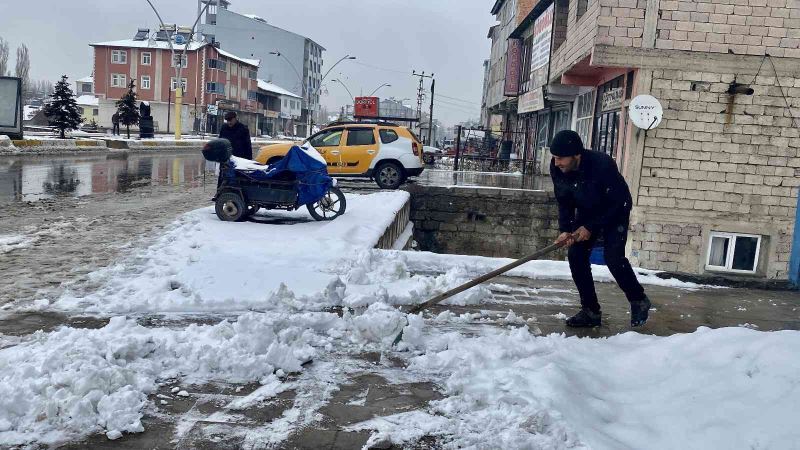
[423,146,443,164]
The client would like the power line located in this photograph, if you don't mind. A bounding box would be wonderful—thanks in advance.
[435,98,481,111]
[436,97,480,108]
[434,101,480,114]
[351,60,411,75]
[436,93,481,105]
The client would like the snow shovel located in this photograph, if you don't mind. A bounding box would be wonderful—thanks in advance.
[391,238,571,346]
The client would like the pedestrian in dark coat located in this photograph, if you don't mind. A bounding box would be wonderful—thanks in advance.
[549,130,651,328]
[111,112,120,136]
[219,111,252,159]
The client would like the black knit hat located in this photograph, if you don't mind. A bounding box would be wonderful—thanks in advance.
[550,130,585,157]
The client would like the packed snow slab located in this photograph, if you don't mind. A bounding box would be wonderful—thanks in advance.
[51,192,410,314]
[352,326,800,450]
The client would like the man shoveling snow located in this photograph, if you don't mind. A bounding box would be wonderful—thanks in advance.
[550,130,651,328]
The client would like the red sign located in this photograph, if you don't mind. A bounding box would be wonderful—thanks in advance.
[354,96,379,117]
[504,38,522,97]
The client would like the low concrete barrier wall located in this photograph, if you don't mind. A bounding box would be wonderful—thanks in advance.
[2,139,107,155]
[405,184,563,259]
[374,198,413,250]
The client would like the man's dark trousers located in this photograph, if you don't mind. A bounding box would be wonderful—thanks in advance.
[567,214,646,313]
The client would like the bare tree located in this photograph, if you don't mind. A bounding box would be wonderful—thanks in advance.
[0,37,9,76]
[15,44,30,102]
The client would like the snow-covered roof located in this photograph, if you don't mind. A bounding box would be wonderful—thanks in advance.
[77,76,94,83]
[75,95,99,106]
[23,105,41,121]
[257,79,302,98]
[242,13,267,23]
[215,47,260,68]
[90,39,259,67]
[91,39,205,52]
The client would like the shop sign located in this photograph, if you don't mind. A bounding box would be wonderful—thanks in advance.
[354,96,379,117]
[517,87,545,114]
[601,87,624,112]
[504,38,522,96]
[529,3,554,91]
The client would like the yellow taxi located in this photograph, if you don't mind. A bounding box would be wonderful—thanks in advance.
[255,122,425,189]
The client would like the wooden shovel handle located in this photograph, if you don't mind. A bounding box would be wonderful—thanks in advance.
[407,241,566,315]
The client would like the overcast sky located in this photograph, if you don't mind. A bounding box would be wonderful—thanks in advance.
[1,0,494,126]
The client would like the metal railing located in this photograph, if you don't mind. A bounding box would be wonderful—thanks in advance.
[429,125,540,175]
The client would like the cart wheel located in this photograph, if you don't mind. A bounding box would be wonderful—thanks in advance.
[215,192,247,222]
[307,186,346,221]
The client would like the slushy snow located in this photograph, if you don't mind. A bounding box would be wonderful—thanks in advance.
[4,191,793,448]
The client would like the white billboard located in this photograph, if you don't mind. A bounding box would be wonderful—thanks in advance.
[0,77,23,138]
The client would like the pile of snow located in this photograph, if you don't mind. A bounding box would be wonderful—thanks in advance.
[345,302,408,346]
[51,192,411,314]
[351,326,800,449]
[0,312,342,446]
[0,135,15,149]
[333,250,491,309]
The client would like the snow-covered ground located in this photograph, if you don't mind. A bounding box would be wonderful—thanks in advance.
[2,191,799,448]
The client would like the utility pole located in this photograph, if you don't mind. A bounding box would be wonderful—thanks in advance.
[427,78,435,146]
[412,70,433,137]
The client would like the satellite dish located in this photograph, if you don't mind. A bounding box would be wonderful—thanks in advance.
[629,95,663,130]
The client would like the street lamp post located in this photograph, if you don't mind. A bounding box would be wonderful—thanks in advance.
[271,53,355,135]
[268,51,306,136]
[368,83,391,97]
[144,0,210,140]
[310,55,355,132]
[330,79,354,103]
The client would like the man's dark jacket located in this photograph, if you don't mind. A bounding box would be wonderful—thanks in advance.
[219,122,253,159]
[550,150,632,233]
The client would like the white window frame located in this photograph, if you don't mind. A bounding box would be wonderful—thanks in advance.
[705,232,762,274]
[111,50,127,64]
[206,82,225,94]
[170,77,188,92]
[141,52,151,65]
[171,54,188,68]
[140,75,151,90]
[111,73,127,88]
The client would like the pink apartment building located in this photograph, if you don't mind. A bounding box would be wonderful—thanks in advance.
[91,28,260,135]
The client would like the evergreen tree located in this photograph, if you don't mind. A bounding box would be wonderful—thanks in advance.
[43,75,82,139]
[115,81,140,139]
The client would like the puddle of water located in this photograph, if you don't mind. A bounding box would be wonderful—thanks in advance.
[416,169,551,190]
[0,153,215,203]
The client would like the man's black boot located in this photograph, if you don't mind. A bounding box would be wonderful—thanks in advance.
[565,308,601,328]
[630,296,651,327]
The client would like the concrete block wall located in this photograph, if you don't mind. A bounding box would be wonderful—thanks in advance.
[552,0,800,79]
[630,68,800,278]
[406,185,562,259]
[594,0,648,48]
[655,0,800,57]
[550,0,602,79]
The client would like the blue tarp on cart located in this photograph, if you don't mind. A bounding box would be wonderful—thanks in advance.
[225,145,332,206]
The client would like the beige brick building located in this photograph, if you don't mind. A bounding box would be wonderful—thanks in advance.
[506,0,800,281]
